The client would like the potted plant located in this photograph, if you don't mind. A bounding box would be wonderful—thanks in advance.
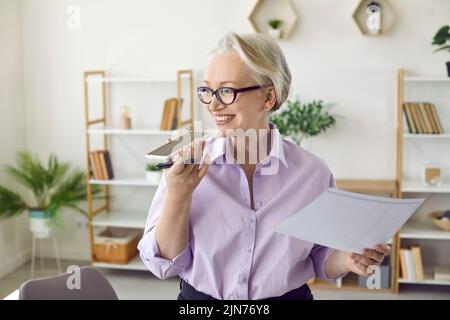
[145,163,162,184]
[268,19,283,39]
[0,151,101,238]
[270,99,339,146]
[432,25,450,77]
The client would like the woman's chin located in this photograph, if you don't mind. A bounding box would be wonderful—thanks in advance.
[214,123,236,137]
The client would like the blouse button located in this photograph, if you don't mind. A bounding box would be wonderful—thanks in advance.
[256,200,263,207]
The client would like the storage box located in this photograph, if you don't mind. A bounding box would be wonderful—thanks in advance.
[94,228,140,264]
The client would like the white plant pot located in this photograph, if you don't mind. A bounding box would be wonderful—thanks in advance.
[145,171,162,185]
[28,210,52,239]
[269,28,282,39]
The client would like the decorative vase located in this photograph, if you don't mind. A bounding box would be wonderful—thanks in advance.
[145,170,162,185]
[446,61,450,77]
[269,28,282,39]
[28,210,52,239]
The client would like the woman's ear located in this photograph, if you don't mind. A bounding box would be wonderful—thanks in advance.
[264,87,277,112]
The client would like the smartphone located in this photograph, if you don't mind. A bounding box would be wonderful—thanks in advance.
[145,131,210,167]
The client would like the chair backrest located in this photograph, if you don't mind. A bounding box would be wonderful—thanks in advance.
[19,266,118,300]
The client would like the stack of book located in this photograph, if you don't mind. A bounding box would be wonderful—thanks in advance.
[403,102,445,134]
[89,150,114,180]
[399,245,424,282]
[160,98,179,130]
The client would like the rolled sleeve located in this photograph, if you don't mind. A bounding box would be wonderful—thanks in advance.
[138,226,192,279]
[137,174,192,279]
[310,245,347,284]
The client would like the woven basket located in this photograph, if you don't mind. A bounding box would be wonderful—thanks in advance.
[428,211,450,232]
[94,228,140,264]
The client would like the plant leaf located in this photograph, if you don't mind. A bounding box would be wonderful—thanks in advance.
[0,185,27,218]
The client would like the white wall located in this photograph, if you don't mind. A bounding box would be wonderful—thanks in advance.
[14,0,450,260]
[0,0,30,277]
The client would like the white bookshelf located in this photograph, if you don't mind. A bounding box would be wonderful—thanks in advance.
[400,219,450,240]
[92,211,147,229]
[86,77,176,83]
[396,69,450,291]
[401,179,450,194]
[93,255,147,271]
[87,126,177,136]
[398,270,450,286]
[403,133,450,139]
[404,76,450,83]
[90,178,160,187]
[84,69,194,272]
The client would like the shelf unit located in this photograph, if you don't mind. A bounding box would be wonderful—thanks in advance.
[395,69,450,291]
[351,0,395,36]
[83,70,194,271]
[248,0,298,40]
[309,179,398,293]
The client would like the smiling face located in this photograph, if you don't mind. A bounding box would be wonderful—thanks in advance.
[202,50,276,136]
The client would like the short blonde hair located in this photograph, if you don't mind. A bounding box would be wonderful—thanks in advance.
[212,32,292,111]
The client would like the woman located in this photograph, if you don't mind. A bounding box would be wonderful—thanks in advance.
[138,32,390,300]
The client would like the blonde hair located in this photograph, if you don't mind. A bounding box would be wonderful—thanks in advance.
[212,32,292,111]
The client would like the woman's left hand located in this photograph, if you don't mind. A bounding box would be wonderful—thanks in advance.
[345,244,391,277]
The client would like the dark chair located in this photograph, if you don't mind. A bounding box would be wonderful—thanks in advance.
[19,266,118,300]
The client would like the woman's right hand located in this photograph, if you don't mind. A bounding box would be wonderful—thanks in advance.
[163,138,210,200]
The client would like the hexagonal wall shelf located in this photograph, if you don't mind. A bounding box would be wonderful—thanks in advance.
[352,0,395,36]
[248,0,298,40]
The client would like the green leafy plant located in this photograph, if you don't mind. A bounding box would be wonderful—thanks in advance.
[432,25,450,53]
[268,19,283,30]
[146,163,160,171]
[270,99,338,146]
[0,151,101,229]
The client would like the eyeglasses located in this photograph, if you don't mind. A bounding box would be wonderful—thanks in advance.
[197,85,264,105]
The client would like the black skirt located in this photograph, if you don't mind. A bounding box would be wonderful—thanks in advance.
[177,279,314,300]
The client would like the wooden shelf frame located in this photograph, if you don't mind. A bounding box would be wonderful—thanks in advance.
[395,68,450,292]
[83,69,194,268]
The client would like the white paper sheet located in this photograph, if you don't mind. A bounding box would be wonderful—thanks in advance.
[273,187,425,254]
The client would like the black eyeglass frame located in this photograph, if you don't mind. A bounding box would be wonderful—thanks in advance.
[196,85,267,105]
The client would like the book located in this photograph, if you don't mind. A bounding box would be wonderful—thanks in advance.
[94,151,105,180]
[418,102,433,133]
[411,246,424,282]
[404,249,416,281]
[160,103,170,130]
[103,150,114,179]
[414,103,427,134]
[403,103,416,134]
[98,151,109,180]
[429,103,445,134]
[165,98,178,130]
[89,152,100,179]
[409,103,423,133]
[424,103,438,134]
[399,249,409,280]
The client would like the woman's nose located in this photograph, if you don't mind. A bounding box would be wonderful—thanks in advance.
[209,94,226,111]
